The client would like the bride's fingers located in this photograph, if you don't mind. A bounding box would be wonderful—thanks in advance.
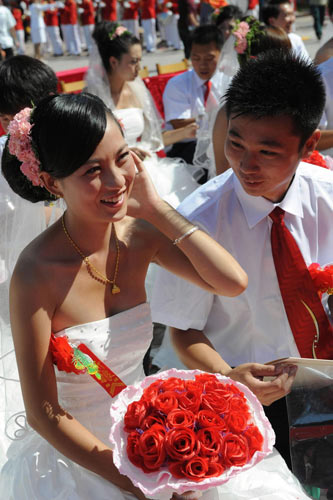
[130,150,145,172]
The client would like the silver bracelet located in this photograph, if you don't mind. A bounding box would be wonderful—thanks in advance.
[173,226,199,245]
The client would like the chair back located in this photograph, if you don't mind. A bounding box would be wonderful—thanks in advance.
[156,59,190,75]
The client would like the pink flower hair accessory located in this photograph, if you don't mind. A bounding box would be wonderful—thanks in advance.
[233,21,250,54]
[109,25,131,41]
[8,107,42,187]
[232,17,265,58]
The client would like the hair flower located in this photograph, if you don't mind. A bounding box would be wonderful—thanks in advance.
[233,21,250,54]
[109,25,131,41]
[232,17,265,59]
[7,107,43,187]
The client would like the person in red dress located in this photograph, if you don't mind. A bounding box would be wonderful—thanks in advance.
[79,0,95,53]
[101,0,117,21]
[10,1,25,54]
[59,0,81,55]
[121,0,140,39]
[44,0,63,56]
[141,0,157,52]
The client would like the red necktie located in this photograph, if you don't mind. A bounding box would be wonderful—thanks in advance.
[270,207,333,359]
[203,80,212,106]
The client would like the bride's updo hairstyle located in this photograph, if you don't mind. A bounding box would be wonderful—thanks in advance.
[235,16,291,66]
[93,21,140,74]
[2,93,117,203]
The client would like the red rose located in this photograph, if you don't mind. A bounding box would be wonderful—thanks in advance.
[127,431,144,469]
[202,380,233,397]
[225,383,244,396]
[154,391,179,414]
[194,373,219,384]
[141,380,161,405]
[169,456,209,482]
[141,410,167,430]
[178,388,202,413]
[124,400,148,431]
[201,391,230,416]
[229,396,251,416]
[138,424,166,471]
[167,409,195,429]
[165,427,200,461]
[206,461,225,477]
[226,410,249,434]
[243,425,264,458]
[220,433,249,467]
[197,410,227,431]
[197,427,223,458]
[159,377,185,392]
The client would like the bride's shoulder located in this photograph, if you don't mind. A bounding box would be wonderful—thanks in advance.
[12,221,64,288]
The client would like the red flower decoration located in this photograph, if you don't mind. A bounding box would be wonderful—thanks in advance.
[49,334,82,374]
[308,263,333,296]
[303,150,329,169]
[123,374,264,482]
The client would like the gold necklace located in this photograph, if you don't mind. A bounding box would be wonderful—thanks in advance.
[61,214,120,294]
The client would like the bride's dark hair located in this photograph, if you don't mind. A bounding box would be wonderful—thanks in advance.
[93,21,141,74]
[2,92,117,203]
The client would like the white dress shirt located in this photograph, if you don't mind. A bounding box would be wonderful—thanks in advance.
[151,162,333,367]
[163,68,224,125]
[288,33,311,62]
[318,57,333,156]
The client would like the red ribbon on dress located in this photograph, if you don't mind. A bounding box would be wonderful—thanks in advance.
[50,334,127,397]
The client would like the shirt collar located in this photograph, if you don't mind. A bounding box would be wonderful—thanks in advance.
[193,69,220,90]
[233,167,304,229]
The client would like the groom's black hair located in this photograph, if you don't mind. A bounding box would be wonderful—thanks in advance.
[189,25,224,52]
[225,50,325,148]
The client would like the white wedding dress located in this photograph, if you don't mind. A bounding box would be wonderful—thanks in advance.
[0,300,311,499]
[113,107,199,209]
[0,303,153,500]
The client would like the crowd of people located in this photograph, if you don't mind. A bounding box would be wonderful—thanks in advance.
[1,0,333,499]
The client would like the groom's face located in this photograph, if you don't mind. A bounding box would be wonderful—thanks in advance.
[190,42,221,81]
[225,113,318,203]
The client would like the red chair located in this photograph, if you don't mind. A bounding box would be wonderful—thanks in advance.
[142,70,186,120]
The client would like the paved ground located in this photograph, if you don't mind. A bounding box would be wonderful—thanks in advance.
[21,10,333,75]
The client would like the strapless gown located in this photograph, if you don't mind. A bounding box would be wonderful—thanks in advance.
[113,108,199,209]
[0,303,153,500]
[0,301,310,499]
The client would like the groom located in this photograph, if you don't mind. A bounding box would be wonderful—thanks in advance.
[151,50,333,467]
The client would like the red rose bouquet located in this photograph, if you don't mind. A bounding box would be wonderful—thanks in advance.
[109,369,275,499]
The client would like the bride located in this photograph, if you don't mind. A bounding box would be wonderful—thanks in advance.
[0,92,248,499]
[85,21,200,209]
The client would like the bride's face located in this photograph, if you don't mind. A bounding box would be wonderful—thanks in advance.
[53,117,136,223]
[112,44,142,82]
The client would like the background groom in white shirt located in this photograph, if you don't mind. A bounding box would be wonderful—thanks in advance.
[151,51,333,468]
[163,24,224,171]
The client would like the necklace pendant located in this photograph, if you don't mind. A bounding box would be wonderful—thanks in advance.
[112,284,120,295]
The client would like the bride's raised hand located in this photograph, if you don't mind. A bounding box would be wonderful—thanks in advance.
[127,151,163,220]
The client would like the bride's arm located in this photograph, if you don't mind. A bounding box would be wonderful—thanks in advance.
[9,264,147,500]
[128,153,248,297]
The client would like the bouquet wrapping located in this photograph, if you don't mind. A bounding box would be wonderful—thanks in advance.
[109,369,275,499]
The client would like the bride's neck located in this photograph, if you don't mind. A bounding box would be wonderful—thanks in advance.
[108,73,126,104]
